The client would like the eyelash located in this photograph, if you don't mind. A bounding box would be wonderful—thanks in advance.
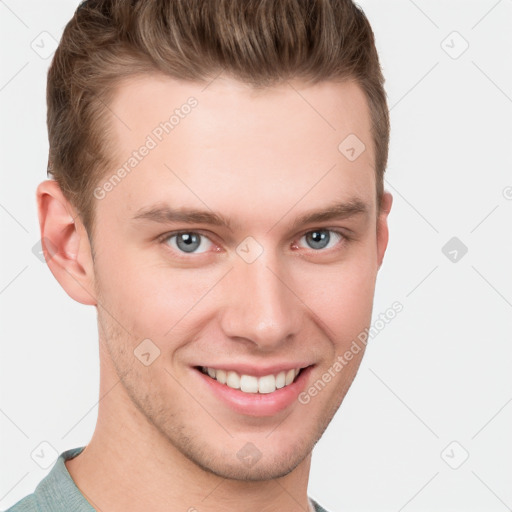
[156,228,351,258]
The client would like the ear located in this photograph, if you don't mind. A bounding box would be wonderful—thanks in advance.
[36,179,97,306]
[376,190,393,269]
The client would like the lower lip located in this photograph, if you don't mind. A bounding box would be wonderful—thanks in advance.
[194,366,314,417]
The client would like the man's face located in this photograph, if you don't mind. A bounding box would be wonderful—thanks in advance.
[88,74,390,480]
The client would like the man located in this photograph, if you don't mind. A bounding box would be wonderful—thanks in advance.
[7,0,392,511]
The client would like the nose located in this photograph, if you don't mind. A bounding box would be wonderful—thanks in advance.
[218,248,303,350]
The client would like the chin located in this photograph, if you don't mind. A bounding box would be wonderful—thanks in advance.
[194,444,311,482]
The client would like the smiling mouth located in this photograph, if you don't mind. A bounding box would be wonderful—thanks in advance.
[195,366,307,394]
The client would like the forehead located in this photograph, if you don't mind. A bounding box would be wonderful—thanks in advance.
[97,74,376,229]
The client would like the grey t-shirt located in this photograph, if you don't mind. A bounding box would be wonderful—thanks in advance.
[5,447,330,512]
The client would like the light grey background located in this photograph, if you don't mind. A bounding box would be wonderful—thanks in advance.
[1,1,511,511]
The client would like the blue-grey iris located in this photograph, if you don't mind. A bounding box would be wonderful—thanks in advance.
[306,230,330,250]
[176,233,201,253]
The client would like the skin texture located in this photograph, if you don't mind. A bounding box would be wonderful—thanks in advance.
[37,74,392,512]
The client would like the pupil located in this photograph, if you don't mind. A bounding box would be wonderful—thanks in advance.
[177,233,200,252]
[307,230,329,250]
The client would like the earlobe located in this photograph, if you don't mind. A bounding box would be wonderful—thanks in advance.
[36,180,97,306]
[377,191,393,269]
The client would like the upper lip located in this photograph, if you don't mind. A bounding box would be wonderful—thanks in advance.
[195,363,313,377]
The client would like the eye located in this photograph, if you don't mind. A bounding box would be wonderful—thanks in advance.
[160,231,214,254]
[296,229,346,251]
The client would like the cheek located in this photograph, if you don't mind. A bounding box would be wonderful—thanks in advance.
[294,254,377,341]
[98,251,223,340]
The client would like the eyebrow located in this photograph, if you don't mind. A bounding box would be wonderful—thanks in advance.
[131,198,369,232]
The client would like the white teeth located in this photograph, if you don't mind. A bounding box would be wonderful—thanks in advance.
[285,368,295,386]
[216,369,227,384]
[226,370,240,389]
[201,366,303,394]
[275,371,286,389]
[240,375,259,393]
[258,374,276,394]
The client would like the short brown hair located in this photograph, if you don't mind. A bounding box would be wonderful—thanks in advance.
[47,0,389,239]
